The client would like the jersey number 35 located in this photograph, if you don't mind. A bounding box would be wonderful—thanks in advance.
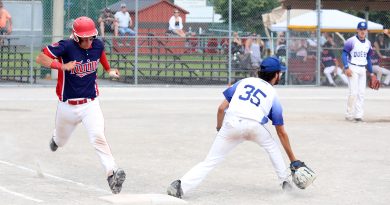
[238,84,267,107]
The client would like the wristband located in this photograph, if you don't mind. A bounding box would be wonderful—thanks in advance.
[50,61,62,70]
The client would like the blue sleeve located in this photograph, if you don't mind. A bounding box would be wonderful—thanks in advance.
[366,48,373,73]
[342,50,349,69]
[342,38,354,69]
[47,40,67,58]
[268,97,284,125]
[223,80,240,102]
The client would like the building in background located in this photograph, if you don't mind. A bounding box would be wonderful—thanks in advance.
[106,0,188,35]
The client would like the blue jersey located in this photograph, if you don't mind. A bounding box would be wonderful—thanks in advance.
[223,77,284,125]
[45,39,105,101]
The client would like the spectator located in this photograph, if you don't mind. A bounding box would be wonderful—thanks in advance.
[245,33,265,77]
[98,8,118,37]
[323,32,336,47]
[292,39,308,61]
[371,46,390,87]
[0,1,12,44]
[231,32,243,54]
[321,42,348,86]
[168,9,186,37]
[275,32,286,59]
[373,33,388,58]
[114,3,135,36]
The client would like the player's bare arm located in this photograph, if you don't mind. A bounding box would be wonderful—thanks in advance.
[275,125,297,162]
[216,99,229,131]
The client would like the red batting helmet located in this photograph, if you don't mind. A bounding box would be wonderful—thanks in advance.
[72,16,98,42]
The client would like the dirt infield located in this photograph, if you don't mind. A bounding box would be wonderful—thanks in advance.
[0,87,389,205]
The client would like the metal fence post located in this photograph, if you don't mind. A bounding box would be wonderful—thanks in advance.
[135,0,139,85]
[316,0,321,86]
[285,6,291,85]
[228,0,232,85]
[30,0,35,84]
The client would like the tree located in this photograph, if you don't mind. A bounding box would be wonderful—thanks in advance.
[213,0,279,34]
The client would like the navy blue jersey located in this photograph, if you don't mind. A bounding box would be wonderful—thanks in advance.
[370,51,380,65]
[321,49,336,67]
[45,39,104,101]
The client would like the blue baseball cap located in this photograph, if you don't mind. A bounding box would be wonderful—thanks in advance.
[260,57,287,73]
[357,21,368,30]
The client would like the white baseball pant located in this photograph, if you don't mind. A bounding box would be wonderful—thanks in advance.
[346,64,367,119]
[373,65,390,85]
[53,98,117,176]
[323,66,349,85]
[180,114,289,194]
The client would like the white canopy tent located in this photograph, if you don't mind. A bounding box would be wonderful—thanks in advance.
[270,9,384,33]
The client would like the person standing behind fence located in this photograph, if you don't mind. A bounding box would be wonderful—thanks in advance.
[168,9,186,37]
[0,1,12,44]
[322,42,348,86]
[342,22,379,122]
[98,8,118,37]
[35,16,126,194]
[231,32,243,54]
[246,33,264,77]
[114,3,135,36]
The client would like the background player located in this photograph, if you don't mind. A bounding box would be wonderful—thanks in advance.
[371,46,390,87]
[167,57,305,198]
[322,42,348,86]
[35,16,126,194]
[342,22,379,122]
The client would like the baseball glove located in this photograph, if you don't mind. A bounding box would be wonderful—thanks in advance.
[368,74,380,90]
[290,160,317,189]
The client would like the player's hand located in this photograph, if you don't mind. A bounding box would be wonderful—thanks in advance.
[109,69,120,78]
[62,61,76,71]
[384,29,388,35]
[345,68,352,77]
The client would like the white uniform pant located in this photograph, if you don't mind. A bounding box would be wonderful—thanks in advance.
[346,64,367,119]
[53,98,117,176]
[180,114,288,194]
[323,66,349,85]
[373,65,390,85]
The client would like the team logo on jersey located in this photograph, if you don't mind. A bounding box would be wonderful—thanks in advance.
[70,59,99,77]
[51,42,59,47]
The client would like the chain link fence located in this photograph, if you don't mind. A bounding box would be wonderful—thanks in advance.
[1,0,390,86]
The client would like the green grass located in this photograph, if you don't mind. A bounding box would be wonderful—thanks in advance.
[1,51,246,80]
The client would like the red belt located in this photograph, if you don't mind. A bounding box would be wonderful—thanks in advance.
[67,98,94,105]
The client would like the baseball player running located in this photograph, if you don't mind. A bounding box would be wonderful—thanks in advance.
[35,16,126,194]
[342,22,380,122]
[167,57,305,198]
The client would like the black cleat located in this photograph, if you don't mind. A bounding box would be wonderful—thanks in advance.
[107,168,126,194]
[167,180,183,198]
[50,138,58,152]
[354,118,364,123]
[282,181,293,191]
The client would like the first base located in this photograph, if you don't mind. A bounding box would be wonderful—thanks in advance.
[99,194,187,205]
